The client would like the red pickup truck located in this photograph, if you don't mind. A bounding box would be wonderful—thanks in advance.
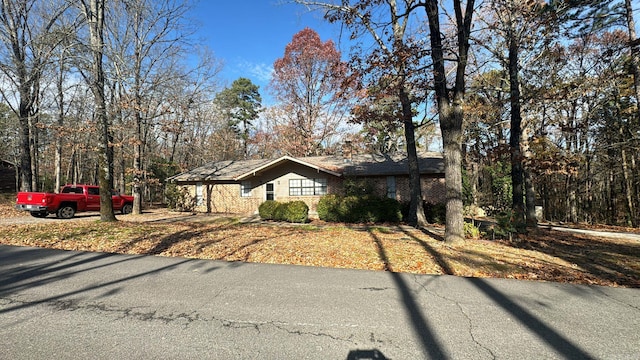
[15,184,134,219]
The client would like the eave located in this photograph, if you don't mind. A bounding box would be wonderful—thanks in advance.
[234,155,342,180]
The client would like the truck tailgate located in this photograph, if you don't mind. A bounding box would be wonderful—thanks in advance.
[15,192,49,205]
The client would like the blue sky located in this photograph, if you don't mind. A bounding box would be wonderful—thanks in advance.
[190,1,346,93]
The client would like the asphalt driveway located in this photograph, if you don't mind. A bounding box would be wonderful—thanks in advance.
[1,244,638,359]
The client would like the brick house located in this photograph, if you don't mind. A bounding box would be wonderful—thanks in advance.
[167,152,445,216]
[0,160,16,193]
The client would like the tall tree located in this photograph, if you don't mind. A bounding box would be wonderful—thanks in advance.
[270,27,353,156]
[0,0,67,191]
[77,0,116,221]
[475,0,551,231]
[422,0,475,241]
[301,1,430,227]
[107,0,194,214]
[214,77,262,158]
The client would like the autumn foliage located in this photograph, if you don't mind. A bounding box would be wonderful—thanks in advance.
[268,28,355,156]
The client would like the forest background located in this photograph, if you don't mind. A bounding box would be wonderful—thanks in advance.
[0,0,639,235]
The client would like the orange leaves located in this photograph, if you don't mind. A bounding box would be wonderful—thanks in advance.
[0,207,638,288]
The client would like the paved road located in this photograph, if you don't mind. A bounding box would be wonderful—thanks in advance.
[1,245,638,359]
[542,225,640,241]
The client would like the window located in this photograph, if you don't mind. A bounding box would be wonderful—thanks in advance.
[241,181,252,197]
[289,178,327,196]
[386,176,396,199]
[87,187,100,196]
[195,182,203,206]
[266,183,274,200]
[62,187,84,194]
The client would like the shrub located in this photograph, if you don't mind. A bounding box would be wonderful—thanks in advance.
[317,194,401,223]
[464,222,481,239]
[165,183,196,212]
[258,200,279,220]
[283,201,309,223]
[494,210,517,240]
[424,202,446,224]
[260,200,309,223]
[273,202,287,221]
[317,194,341,222]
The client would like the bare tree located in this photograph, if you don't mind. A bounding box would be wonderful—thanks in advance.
[106,0,196,214]
[76,0,116,221]
[0,0,68,191]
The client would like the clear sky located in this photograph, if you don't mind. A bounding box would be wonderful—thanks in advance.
[190,1,347,93]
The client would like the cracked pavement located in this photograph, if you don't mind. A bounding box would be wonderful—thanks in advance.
[1,245,638,359]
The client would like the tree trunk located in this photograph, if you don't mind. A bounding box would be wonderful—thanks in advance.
[424,0,473,243]
[508,26,525,233]
[55,55,65,193]
[18,115,32,192]
[29,113,39,191]
[621,147,636,227]
[522,127,537,227]
[82,0,116,221]
[399,86,427,227]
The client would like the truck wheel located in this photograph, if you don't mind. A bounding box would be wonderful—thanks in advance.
[56,206,75,219]
[121,203,133,215]
[30,211,48,218]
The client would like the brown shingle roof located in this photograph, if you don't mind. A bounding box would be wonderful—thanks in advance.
[167,153,444,183]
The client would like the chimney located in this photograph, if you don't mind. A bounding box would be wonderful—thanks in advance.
[342,140,353,163]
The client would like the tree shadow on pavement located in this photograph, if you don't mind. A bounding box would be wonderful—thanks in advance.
[0,245,195,315]
[468,277,597,359]
[367,229,448,359]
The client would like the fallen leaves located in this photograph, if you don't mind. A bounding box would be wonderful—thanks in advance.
[0,210,638,288]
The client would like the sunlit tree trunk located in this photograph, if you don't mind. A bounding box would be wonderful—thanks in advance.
[425,0,474,243]
[80,0,116,221]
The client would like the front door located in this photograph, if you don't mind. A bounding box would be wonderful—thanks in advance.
[266,183,274,201]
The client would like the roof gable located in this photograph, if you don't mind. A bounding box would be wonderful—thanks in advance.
[167,153,444,183]
[234,156,342,180]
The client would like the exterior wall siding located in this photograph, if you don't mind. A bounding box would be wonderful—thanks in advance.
[183,173,445,216]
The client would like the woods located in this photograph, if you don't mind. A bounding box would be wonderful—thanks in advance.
[0,0,638,230]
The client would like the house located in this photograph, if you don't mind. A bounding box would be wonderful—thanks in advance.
[0,160,16,193]
[167,152,446,216]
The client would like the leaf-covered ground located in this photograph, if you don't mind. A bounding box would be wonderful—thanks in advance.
[1,194,638,288]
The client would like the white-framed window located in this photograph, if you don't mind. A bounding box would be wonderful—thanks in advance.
[386,176,396,199]
[289,178,327,196]
[240,181,252,197]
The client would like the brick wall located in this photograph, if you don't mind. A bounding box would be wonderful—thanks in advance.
[182,174,445,216]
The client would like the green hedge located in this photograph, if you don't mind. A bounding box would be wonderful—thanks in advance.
[259,200,309,223]
[258,200,279,219]
[317,194,402,223]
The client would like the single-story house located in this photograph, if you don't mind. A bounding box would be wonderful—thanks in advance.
[167,152,446,216]
[0,160,16,193]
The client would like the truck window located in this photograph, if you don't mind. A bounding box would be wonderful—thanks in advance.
[62,187,83,194]
[87,188,100,195]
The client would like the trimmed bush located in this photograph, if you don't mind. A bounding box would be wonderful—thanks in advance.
[258,200,279,220]
[317,194,401,223]
[259,200,309,223]
[317,194,341,222]
[283,201,309,223]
